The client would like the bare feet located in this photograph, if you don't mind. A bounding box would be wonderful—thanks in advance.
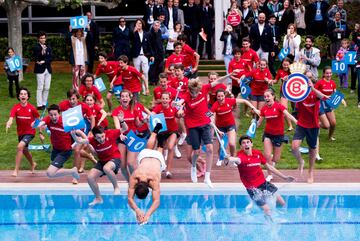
[89,197,103,207]
[31,162,37,174]
[72,167,80,180]
[11,170,18,177]
[307,177,314,184]
[298,159,304,176]
[114,186,120,195]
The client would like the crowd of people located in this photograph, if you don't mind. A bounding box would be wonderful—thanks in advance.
[3,0,359,222]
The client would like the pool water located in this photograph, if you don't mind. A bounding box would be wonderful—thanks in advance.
[1,194,360,241]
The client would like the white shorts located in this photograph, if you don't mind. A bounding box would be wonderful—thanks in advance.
[137,149,167,171]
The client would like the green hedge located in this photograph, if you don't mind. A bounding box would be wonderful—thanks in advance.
[0,34,114,61]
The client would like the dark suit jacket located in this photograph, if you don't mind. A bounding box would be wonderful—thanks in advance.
[183,4,201,31]
[112,26,131,58]
[33,43,52,74]
[143,4,155,29]
[164,7,178,29]
[131,31,153,58]
[200,5,215,32]
[220,31,238,55]
[86,20,99,48]
[153,4,165,20]
[149,28,164,61]
[249,23,274,52]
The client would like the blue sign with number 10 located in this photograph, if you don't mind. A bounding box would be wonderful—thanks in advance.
[70,16,88,29]
[6,56,22,72]
[62,105,85,132]
[325,91,344,109]
[332,60,347,74]
[125,130,147,152]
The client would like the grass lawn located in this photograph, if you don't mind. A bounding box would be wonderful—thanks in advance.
[0,68,359,171]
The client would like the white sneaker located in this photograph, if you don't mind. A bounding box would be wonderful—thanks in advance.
[174,145,182,158]
[204,172,214,188]
[216,159,222,166]
[166,171,173,179]
[163,149,168,161]
[350,90,354,94]
[266,175,273,182]
[191,167,198,183]
[178,133,187,145]
[316,154,323,161]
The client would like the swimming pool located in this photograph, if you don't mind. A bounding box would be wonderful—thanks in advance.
[0,183,360,241]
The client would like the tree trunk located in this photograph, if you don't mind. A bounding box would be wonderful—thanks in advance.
[5,0,27,81]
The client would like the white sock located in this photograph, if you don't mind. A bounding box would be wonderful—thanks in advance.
[205,172,211,180]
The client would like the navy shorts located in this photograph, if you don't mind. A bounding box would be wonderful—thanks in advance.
[94,158,121,177]
[262,133,284,148]
[187,124,213,150]
[246,181,278,207]
[50,149,72,168]
[218,124,236,133]
[231,86,241,98]
[249,94,265,102]
[157,132,180,148]
[293,125,319,149]
[18,134,34,147]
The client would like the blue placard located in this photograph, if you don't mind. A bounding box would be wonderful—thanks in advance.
[219,134,228,161]
[125,130,147,152]
[94,77,106,92]
[240,82,251,99]
[331,60,347,74]
[6,56,22,72]
[345,51,357,65]
[62,105,86,132]
[278,48,290,61]
[70,16,88,29]
[149,113,167,133]
[113,85,123,100]
[246,119,257,138]
[325,91,344,109]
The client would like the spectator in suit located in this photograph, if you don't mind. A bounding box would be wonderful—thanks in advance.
[198,0,215,60]
[85,12,99,73]
[112,17,131,59]
[305,0,329,36]
[240,0,254,41]
[164,0,178,31]
[173,0,184,27]
[33,31,52,110]
[249,13,274,61]
[153,0,165,20]
[268,15,281,77]
[183,0,201,50]
[149,21,165,85]
[258,0,271,18]
[132,19,153,95]
[144,0,156,30]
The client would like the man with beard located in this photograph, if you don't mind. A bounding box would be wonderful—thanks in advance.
[299,35,321,80]
[249,13,274,62]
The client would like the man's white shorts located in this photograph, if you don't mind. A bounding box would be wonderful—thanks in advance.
[137,149,167,171]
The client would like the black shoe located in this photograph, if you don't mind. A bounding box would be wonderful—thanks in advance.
[153,123,163,134]
[37,106,43,110]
